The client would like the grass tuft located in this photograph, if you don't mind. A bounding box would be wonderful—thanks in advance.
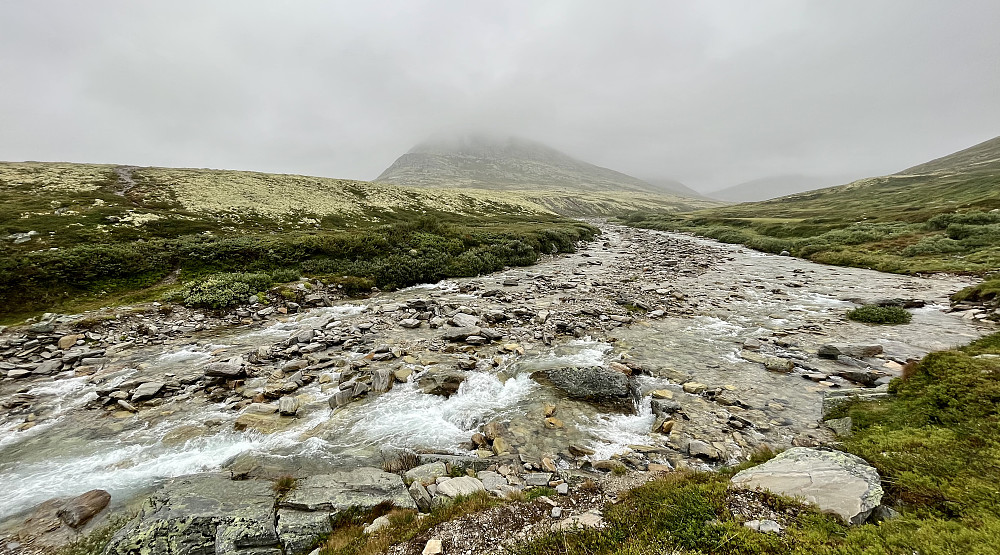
[846,304,912,325]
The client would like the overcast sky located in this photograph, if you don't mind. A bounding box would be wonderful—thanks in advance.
[1,1,998,191]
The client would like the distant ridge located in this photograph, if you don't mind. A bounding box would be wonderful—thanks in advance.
[375,134,697,197]
[706,174,842,203]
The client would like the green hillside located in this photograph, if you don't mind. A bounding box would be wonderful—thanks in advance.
[0,162,615,320]
[621,136,1000,275]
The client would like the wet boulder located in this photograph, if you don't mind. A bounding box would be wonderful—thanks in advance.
[730,447,883,525]
[418,371,466,397]
[535,366,640,414]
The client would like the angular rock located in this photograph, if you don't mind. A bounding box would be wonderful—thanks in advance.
[34,360,63,375]
[818,344,884,359]
[408,481,433,512]
[405,462,448,486]
[278,396,300,416]
[276,510,331,555]
[205,362,246,378]
[687,440,719,460]
[131,382,165,402]
[372,369,394,393]
[280,468,416,513]
[450,313,480,328]
[105,474,279,555]
[441,326,481,342]
[730,447,883,525]
[418,371,466,397]
[399,318,421,329]
[435,476,485,498]
[740,351,795,372]
[537,366,640,414]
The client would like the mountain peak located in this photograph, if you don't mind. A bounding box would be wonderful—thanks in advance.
[375,134,695,196]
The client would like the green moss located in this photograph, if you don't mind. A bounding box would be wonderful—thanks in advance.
[847,305,913,325]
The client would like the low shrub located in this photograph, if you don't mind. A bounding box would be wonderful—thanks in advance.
[847,304,912,325]
[166,272,272,308]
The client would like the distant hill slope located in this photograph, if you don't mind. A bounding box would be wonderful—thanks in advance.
[375,135,694,196]
[706,174,841,202]
[898,135,1000,175]
[621,135,1000,275]
[639,177,705,198]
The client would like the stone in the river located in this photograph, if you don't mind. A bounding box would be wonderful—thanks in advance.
[34,360,62,375]
[418,371,466,397]
[280,468,416,513]
[740,351,795,372]
[435,477,485,499]
[818,344,884,359]
[131,381,165,402]
[278,396,300,416]
[399,318,421,329]
[682,382,707,394]
[57,334,83,350]
[372,369,394,393]
[450,313,480,328]
[204,362,245,378]
[57,489,111,528]
[276,510,331,555]
[105,474,279,555]
[687,440,720,460]
[328,390,352,408]
[234,413,288,434]
[441,326,481,342]
[730,447,883,525]
[538,366,640,414]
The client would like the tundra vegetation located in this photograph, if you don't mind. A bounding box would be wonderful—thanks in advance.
[619,138,1000,276]
[0,162,599,322]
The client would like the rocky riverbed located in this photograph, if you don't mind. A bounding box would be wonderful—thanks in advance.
[0,223,995,554]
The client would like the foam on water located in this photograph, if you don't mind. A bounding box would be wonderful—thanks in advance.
[0,376,98,450]
[519,338,613,371]
[155,345,213,365]
[0,405,334,520]
[685,316,744,337]
[582,395,656,461]
[333,372,538,453]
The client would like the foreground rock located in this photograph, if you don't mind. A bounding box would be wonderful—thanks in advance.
[535,366,640,414]
[730,447,883,525]
[105,474,278,555]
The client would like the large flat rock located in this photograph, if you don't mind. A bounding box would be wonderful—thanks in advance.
[105,473,279,555]
[730,447,883,525]
[278,468,416,513]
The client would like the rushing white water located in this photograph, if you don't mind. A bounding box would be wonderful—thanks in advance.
[582,394,656,461]
[331,372,539,453]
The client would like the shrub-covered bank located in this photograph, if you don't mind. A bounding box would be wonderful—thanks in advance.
[0,216,596,320]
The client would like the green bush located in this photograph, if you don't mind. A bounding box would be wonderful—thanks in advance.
[847,304,912,325]
[166,272,273,308]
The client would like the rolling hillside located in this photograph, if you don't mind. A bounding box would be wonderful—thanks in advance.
[621,135,1000,275]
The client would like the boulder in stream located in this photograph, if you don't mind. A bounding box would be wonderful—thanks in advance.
[535,366,640,414]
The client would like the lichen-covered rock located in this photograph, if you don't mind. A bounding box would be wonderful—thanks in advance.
[278,468,416,514]
[104,473,279,555]
[730,447,883,525]
[275,510,331,555]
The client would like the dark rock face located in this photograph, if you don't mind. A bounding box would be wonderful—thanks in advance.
[537,366,640,414]
[418,371,466,397]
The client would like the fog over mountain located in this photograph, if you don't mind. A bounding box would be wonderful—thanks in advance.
[2,1,1000,194]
